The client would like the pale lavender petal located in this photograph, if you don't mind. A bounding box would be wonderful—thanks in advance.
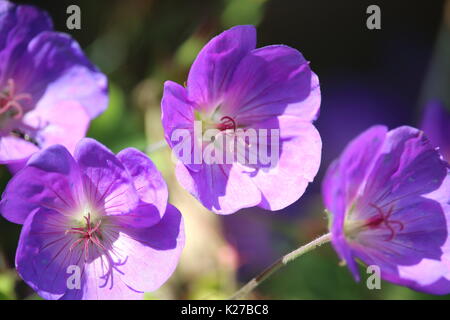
[249,116,322,211]
[104,204,185,293]
[176,162,261,215]
[24,100,90,154]
[0,135,38,164]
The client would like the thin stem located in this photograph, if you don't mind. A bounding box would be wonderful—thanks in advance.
[230,232,332,300]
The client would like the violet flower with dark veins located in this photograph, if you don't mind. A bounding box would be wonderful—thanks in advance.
[0,0,108,169]
[162,25,321,214]
[323,125,450,294]
[0,139,185,299]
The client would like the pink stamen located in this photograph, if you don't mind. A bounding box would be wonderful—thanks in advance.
[367,203,405,241]
[66,213,105,261]
[0,79,31,120]
[218,116,237,132]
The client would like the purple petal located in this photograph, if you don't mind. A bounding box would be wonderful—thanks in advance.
[74,139,139,217]
[62,204,184,299]
[324,125,450,289]
[116,148,168,228]
[0,2,52,83]
[187,25,256,110]
[421,100,450,161]
[322,125,388,280]
[13,31,108,118]
[351,195,447,270]
[0,144,82,224]
[105,204,185,294]
[15,208,82,300]
[322,125,387,216]
[357,126,448,218]
[249,116,322,211]
[161,81,201,172]
[222,45,320,124]
[175,162,261,215]
[395,171,450,293]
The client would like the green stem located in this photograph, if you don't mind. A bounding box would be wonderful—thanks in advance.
[230,232,332,300]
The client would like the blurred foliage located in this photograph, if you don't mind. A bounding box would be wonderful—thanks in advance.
[1,0,449,300]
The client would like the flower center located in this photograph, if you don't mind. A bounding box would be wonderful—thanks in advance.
[0,79,31,128]
[195,108,239,133]
[344,203,404,241]
[66,213,106,260]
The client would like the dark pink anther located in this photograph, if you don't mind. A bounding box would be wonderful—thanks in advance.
[0,79,31,120]
[67,213,106,260]
[218,116,237,132]
[367,203,404,241]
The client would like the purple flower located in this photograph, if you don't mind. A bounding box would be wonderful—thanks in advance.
[323,125,450,294]
[0,1,107,168]
[0,139,184,299]
[161,25,321,214]
[421,100,450,161]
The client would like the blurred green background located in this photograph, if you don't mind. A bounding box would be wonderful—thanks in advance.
[1,0,449,300]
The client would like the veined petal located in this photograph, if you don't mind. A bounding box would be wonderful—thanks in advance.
[74,138,139,217]
[13,31,108,117]
[0,2,52,83]
[0,144,82,224]
[116,148,168,228]
[16,208,82,300]
[322,125,387,216]
[60,205,184,299]
[357,126,448,219]
[187,25,256,110]
[161,81,201,172]
[222,45,320,124]
[104,204,185,293]
[175,161,261,215]
[249,116,322,211]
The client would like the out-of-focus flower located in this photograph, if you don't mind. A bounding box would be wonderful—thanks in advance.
[0,1,108,169]
[161,25,321,214]
[0,139,184,299]
[421,100,450,161]
[323,125,450,294]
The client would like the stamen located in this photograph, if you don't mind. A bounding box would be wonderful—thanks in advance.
[367,203,404,241]
[66,213,105,260]
[218,116,237,132]
[0,79,31,120]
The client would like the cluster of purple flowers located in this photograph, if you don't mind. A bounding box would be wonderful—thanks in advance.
[0,0,449,299]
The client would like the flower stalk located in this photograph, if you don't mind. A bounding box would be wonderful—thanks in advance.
[230,232,331,300]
